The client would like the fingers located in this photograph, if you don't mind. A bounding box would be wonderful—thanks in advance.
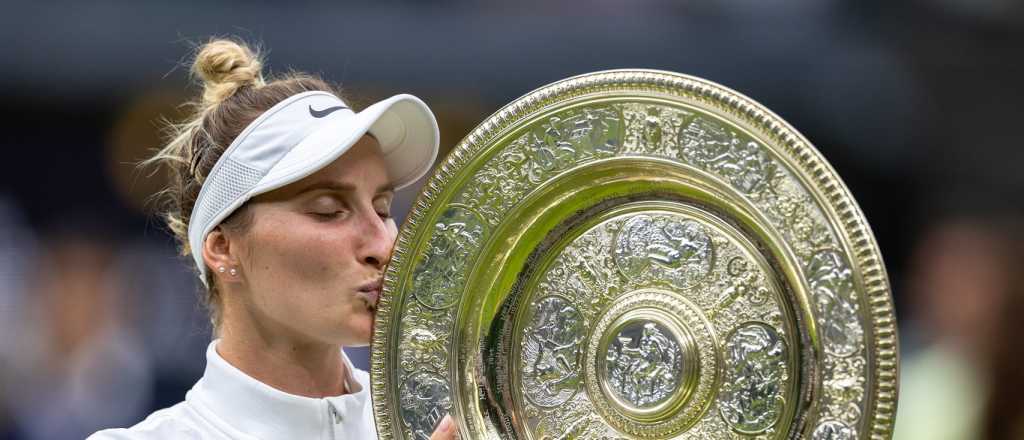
[429,414,456,440]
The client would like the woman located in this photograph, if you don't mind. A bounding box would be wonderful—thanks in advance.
[90,39,457,439]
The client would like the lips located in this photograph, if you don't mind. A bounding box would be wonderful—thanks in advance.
[358,279,383,309]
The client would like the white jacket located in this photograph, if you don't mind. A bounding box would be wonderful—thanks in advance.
[88,341,378,439]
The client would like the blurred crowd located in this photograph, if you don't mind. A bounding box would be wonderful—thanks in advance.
[1,0,1023,438]
[0,201,207,438]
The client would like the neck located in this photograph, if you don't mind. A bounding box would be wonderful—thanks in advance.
[216,312,350,398]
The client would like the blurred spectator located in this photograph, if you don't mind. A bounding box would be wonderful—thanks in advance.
[896,215,1024,439]
[2,234,152,439]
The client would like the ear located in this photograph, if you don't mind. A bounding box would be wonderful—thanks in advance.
[201,227,242,283]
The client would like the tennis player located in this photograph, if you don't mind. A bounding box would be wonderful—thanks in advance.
[89,39,456,439]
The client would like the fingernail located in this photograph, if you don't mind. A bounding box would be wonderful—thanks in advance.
[439,414,453,433]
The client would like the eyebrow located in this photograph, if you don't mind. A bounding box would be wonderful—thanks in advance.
[294,180,395,197]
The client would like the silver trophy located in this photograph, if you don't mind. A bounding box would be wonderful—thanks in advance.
[371,70,898,440]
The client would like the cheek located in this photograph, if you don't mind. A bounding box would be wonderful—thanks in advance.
[245,217,355,285]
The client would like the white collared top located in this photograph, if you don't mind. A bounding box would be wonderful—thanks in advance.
[88,340,378,440]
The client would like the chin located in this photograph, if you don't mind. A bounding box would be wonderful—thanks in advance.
[338,322,374,347]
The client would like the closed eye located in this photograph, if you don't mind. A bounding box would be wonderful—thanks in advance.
[311,211,346,220]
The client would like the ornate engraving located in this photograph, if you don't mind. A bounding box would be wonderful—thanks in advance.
[807,250,863,357]
[379,71,896,440]
[822,355,867,425]
[709,256,771,322]
[623,104,689,157]
[613,215,714,289]
[606,320,683,408]
[397,301,455,378]
[812,420,856,440]
[719,322,788,434]
[460,142,529,225]
[459,106,622,226]
[537,225,622,320]
[412,205,485,309]
[525,210,791,439]
[767,192,832,249]
[399,371,452,440]
[521,295,585,407]
[677,117,776,194]
[528,108,622,182]
[401,328,447,372]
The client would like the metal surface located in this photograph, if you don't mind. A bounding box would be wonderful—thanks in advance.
[371,70,898,439]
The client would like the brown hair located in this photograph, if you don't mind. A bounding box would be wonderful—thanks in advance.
[146,38,345,329]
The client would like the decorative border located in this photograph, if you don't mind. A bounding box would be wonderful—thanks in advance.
[371,70,898,439]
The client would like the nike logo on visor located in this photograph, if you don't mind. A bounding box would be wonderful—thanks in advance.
[308,105,348,118]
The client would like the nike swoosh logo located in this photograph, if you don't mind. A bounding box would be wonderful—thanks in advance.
[308,105,348,118]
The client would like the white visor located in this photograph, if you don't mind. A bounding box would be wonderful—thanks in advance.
[187,91,439,282]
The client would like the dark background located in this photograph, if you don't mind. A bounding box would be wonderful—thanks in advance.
[1,0,1021,438]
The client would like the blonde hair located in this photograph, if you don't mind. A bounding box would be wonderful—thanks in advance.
[147,38,346,329]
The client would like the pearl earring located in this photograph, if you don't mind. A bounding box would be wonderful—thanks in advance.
[218,266,226,274]
[229,268,238,276]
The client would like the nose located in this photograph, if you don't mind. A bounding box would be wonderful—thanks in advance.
[357,212,395,270]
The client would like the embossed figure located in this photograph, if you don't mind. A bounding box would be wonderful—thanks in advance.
[808,250,853,296]
[807,250,863,356]
[728,141,773,193]
[614,215,713,289]
[463,143,529,223]
[413,207,485,309]
[530,108,622,184]
[606,322,683,407]
[522,296,585,406]
[719,323,787,433]
[648,219,712,269]
[525,134,561,183]
[574,108,620,157]
[427,222,471,290]
[678,118,772,194]
[642,106,664,148]
[680,118,739,168]
[400,373,453,440]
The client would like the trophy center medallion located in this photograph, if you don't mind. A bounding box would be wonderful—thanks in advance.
[585,286,716,438]
[605,319,684,409]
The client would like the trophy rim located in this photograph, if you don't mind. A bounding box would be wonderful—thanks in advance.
[370,69,899,439]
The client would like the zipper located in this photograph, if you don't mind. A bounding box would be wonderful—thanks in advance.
[329,403,343,423]
[327,400,342,439]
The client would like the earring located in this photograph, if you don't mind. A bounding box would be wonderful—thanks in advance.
[218,266,226,274]
[229,268,238,276]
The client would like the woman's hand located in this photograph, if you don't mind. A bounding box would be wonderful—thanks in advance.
[429,414,457,440]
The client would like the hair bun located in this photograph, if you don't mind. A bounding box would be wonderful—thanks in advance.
[192,39,265,105]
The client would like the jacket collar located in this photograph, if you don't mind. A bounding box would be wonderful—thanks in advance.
[187,340,370,439]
